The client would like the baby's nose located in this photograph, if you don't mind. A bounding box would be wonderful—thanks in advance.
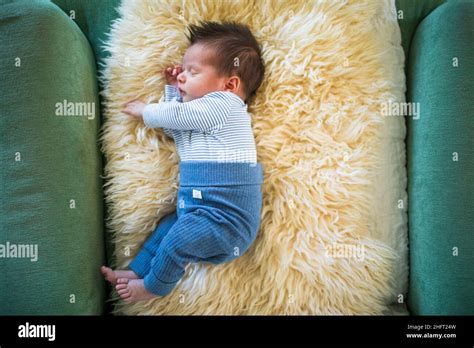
[177,72,185,83]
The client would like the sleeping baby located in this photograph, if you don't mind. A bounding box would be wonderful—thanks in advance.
[101,21,265,302]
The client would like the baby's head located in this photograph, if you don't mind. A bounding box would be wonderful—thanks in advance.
[176,21,265,103]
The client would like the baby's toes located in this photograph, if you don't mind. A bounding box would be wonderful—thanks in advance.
[122,288,133,302]
[115,283,127,291]
[117,278,129,284]
[120,289,131,300]
[117,288,129,296]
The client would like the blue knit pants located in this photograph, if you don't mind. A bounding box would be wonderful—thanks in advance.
[129,161,264,296]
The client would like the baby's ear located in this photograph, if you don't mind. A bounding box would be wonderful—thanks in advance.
[225,76,240,92]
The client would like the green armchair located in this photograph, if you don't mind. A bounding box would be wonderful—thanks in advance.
[1,0,472,315]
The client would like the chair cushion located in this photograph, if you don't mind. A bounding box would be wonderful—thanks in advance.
[0,0,105,314]
[395,0,446,58]
[406,0,474,315]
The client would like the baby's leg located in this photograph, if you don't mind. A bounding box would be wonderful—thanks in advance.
[127,212,178,278]
[117,211,213,302]
[102,212,178,286]
[142,209,244,297]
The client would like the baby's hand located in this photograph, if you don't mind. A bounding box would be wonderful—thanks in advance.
[122,99,146,119]
[164,65,182,87]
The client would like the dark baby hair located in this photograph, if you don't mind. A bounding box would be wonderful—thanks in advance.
[186,21,265,102]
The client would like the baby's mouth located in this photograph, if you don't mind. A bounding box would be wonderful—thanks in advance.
[178,87,186,96]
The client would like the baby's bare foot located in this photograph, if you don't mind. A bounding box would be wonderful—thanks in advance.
[115,278,158,303]
[101,266,138,285]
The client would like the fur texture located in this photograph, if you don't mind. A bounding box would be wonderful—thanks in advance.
[100,0,408,315]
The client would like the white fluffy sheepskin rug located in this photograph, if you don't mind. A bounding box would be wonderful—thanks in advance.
[100,0,408,315]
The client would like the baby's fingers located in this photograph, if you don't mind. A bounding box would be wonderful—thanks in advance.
[123,99,137,107]
[164,67,172,78]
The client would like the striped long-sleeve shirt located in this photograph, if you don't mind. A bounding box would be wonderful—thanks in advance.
[143,85,257,163]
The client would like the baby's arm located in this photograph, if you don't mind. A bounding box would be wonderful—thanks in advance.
[161,85,181,137]
[163,85,182,103]
[142,92,232,132]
